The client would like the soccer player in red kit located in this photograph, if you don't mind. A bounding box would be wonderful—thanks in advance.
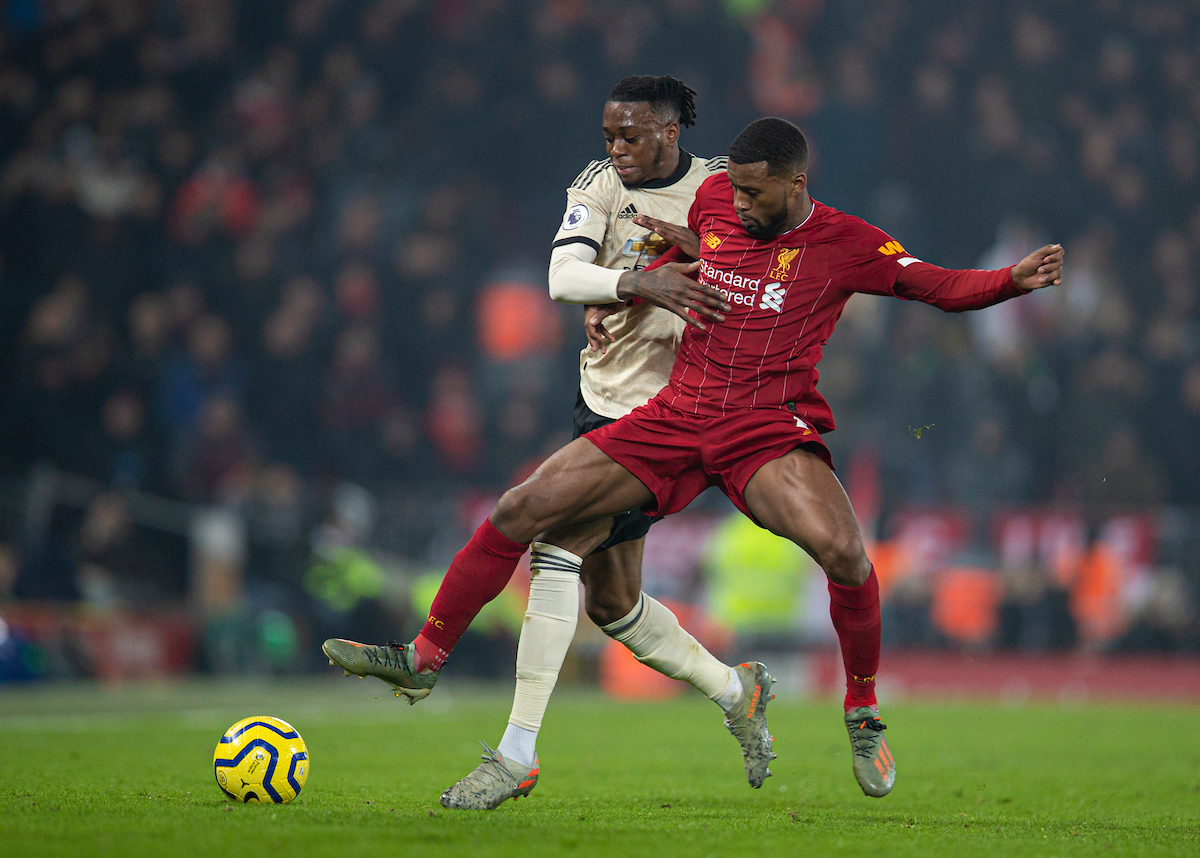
[326,117,1064,801]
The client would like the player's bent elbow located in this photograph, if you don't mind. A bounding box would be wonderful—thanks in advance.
[547,278,570,303]
[547,251,584,303]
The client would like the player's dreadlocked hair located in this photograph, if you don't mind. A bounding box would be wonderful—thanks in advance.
[729,117,809,175]
[607,75,698,128]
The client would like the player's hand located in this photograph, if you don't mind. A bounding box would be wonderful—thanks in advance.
[585,303,621,354]
[631,215,701,259]
[1011,244,1064,291]
[616,261,730,331]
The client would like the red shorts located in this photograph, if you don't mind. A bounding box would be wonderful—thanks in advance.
[583,396,833,522]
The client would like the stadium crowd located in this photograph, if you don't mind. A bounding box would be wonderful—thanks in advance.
[1,1,1198,666]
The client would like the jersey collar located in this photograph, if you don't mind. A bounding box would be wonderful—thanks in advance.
[638,150,693,189]
[777,198,818,237]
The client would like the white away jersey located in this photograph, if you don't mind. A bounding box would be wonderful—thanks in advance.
[553,151,727,418]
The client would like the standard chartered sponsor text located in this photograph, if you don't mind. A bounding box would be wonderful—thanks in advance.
[699,259,762,299]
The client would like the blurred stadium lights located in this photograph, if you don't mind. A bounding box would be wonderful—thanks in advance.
[0,1,1197,685]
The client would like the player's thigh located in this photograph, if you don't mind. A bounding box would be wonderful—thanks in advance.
[742,446,870,586]
[578,537,645,626]
[492,437,654,541]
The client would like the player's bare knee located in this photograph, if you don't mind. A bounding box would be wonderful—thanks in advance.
[542,519,613,559]
[584,593,631,627]
[491,486,546,543]
[583,580,639,627]
[583,594,612,626]
[820,534,871,587]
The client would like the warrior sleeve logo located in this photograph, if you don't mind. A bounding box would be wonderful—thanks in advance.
[878,239,920,267]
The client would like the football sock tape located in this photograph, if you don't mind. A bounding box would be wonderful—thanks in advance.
[507,543,582,734]
[602,593,734,706]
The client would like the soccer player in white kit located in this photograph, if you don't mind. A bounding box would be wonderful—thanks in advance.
[436,74,777,809]
[325,76,776,809]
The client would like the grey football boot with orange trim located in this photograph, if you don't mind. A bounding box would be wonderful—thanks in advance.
[440,742,540,810]
[322,638,439,704]
[845,706,896,797]
[724,661,777,788]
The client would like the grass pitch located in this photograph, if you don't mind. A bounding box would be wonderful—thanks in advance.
[0,678,1197,857]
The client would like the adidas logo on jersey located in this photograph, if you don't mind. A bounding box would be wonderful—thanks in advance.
[617,204,639,219]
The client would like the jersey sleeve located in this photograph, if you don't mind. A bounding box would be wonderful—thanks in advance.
[834,220,909,297]
[640,187,708,277]
[643,243,690,272]
[547,242,623,303]
[836,217,1022,309]
[893,262,1022,311]
[686,174,719,234]
[687,192,703,234]
[551,161,613,254]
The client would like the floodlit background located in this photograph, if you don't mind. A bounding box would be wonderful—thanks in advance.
[0,0,1197,695]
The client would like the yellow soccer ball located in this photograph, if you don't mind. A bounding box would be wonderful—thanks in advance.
[213,716,309,804]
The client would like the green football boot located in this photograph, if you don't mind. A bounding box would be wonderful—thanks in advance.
[724,661,777,788]
[845,706,896,797]
[440,742,540,810]
[322,638,439,704]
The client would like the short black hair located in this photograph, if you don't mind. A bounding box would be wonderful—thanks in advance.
[729,118,808,175]
[607,75,697,128]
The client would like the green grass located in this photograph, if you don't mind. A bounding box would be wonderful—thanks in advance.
[0,678,1197,857]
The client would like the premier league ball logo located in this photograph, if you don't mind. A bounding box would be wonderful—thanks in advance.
[213,716,309,804]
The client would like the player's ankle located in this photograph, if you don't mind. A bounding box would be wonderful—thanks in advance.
[413,634,449,673]
[497,723,538,769]
[715,668,743,715]
[844,693,878,714]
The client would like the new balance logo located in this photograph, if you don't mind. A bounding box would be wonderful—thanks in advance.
[759,282,785,313]
[617,204,639,219]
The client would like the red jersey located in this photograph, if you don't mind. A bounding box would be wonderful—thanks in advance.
[653,174,1025,433]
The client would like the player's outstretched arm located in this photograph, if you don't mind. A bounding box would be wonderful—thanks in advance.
[617,262,730,331]
[1010,244,1064,291]
[631,214,702,259]
[891,243,1065,312]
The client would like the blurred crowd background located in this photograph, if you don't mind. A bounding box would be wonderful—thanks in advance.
[1,0,1198,685]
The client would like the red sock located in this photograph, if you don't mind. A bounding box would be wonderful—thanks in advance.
[414,518,529,670]
[828,567,881,712]
[412,634,450,673]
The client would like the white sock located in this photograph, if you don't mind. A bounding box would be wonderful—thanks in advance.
[497,723,538,769]
[715,668,744,714]
[504,542,582,756]
[601,592,735,708]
